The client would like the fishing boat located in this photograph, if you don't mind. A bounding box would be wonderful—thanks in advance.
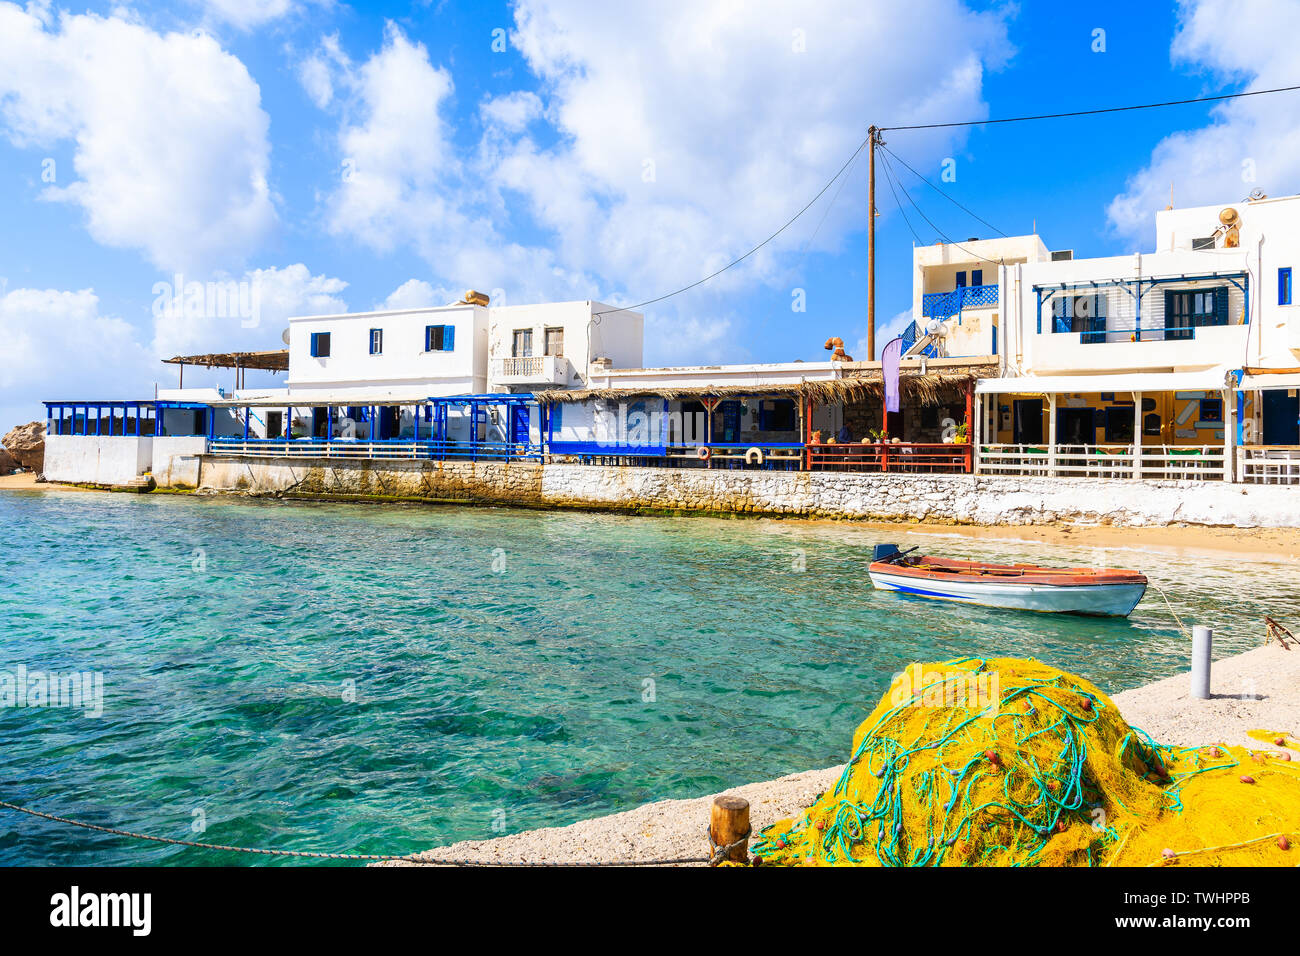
[867,545,1147,617]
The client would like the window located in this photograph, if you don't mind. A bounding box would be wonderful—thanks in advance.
[1280,267,1293,306]
[971,269,983,287]
[757,399,796,432]
[1052,295,1107,343]
[425,325,455,351]
[1104,407,1134,443]
[1198,398,1223,423]
[544,327,564,356]
[955,271,967,289]
[369,328,383,355]
[512,329,533,357]
[1164,287,1227,340]
[310,331,330,357]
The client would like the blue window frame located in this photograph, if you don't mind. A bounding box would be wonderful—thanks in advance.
[1164,287,1227,340]
[971,269,983,287]
[757,399,795,431]
[310,331,330,357]
[369,328,383,354]
[1199,398,1223,423]
[955,271,967,289]
[1280,267,1293,306]
[425,324,455,351]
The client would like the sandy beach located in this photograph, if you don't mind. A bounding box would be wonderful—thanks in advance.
[383,641,1300,866]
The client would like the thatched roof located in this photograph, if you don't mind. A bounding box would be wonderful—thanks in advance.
[536,366,996,405]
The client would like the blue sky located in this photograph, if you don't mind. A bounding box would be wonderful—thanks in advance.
[2,0,1296,427]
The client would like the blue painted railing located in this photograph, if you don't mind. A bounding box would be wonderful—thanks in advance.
[921,284,998,318]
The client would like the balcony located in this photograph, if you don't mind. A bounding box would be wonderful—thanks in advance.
[492,354,569,386]
[922,284,998,319]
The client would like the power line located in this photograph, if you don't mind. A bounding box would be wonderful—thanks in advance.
[881,82,1300,132]
[878,151,1004,266]
[879,144,1007,238]
[877,149,926,246]
[593,135,870,316]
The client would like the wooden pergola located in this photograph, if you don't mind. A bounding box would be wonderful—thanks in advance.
[162,350,289,389]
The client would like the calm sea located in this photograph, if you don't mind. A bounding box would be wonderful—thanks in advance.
[0,489,1295,864]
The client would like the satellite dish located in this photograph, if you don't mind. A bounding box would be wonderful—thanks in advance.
[281,328,290,345]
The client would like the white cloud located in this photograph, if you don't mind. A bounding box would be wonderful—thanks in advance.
[377,278,448,311]
[0,4,276,273]
[1108,0,1300,245]
[322,24,462,252]
[197,0,297,31]
[306,3,1010,364]
[480,91,543,134]
[0,286,156,426]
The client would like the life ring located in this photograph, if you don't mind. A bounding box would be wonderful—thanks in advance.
[696,445,712,461]
[744,447,764,465]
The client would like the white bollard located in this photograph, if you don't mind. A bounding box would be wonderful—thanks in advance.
[1190,625,1213,700]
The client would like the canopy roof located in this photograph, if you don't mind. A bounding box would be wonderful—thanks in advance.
[976,368,1231,395]
[162,350,288,372]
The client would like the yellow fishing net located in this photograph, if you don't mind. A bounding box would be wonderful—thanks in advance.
[751,658,1299,867]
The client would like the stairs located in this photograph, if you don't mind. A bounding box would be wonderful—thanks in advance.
[111,475,156,494]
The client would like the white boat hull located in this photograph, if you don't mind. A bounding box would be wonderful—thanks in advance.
[868,569,1146,617]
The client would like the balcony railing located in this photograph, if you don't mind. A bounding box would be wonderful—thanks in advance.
[922,284,998,318]
[977,444,1226,480]
[492,354,566,384]
[1239,446,1300,484]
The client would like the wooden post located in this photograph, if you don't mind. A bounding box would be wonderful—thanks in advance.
[709,795,750,865]
[1133,390,1143,479]
[867,126,879,362]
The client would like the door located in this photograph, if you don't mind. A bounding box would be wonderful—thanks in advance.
[1263,390,1300,445]
[719,401,741,442]
[1056,408,1094,446]
[510,405,530,445]
[1012,399,1043,444]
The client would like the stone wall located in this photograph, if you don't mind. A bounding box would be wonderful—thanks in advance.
[195,455,543,505]
[540,464,1300,527]
[186,455,1300,529]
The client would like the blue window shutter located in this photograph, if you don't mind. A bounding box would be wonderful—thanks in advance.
[955,271,967,288]
[443,325,455,350]
[1280,268,1292,306]
[972,269,983,287]
[1215,287,1229,326]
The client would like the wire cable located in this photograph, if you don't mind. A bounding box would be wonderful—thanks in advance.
[593,135,870,316]
[881,82,1300,131]
[878,151,1004,266]
[879,144,1008,238]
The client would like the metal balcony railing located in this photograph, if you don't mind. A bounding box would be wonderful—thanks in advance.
[921,284,998,318]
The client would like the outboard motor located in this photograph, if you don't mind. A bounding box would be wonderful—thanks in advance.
[873,544,900,562]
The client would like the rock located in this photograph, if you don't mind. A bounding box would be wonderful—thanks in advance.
[2,421,45,473]
[0,446,17,474]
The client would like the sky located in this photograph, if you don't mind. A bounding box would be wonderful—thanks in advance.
[2,0,1299,427]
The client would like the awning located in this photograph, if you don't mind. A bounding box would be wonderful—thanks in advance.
[1239,370,1300,391]
[976,368,1231,395]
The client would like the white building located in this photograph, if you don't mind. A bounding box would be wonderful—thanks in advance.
[977,193,1300,481]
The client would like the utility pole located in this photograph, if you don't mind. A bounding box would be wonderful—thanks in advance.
[867,125,881,362]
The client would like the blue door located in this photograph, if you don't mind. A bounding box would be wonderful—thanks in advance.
[720,401,741,442]
[1262,389,1299,444]
[510,406,530,445]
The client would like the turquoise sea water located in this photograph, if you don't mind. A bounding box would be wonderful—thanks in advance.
[1,488,1296,865]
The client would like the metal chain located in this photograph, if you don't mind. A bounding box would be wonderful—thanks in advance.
[0,800,710,867]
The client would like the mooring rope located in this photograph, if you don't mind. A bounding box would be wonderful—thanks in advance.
[1147,581,1190,638]
[0,800,714,867]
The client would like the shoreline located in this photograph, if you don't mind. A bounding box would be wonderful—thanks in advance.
[8,470,1300,563]
[381,642,1300,867]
